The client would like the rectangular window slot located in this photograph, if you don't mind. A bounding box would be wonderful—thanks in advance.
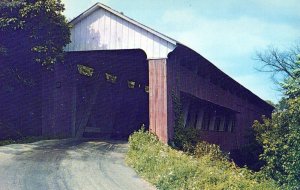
[181,92,237,133]
[128,80,135,88]
[105,73,117,84]
[77,64,94,77]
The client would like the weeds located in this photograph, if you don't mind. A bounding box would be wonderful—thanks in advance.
[0,136,49,146]
[126,129,278,190]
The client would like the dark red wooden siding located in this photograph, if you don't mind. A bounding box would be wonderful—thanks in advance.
[149,59,168,143]
[165,45,273,150]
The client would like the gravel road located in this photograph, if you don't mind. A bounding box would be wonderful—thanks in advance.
[0,139,156,190]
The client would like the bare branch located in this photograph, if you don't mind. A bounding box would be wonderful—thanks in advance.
[255,43,300,84]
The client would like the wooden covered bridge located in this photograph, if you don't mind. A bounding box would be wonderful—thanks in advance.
[0,3,273,151]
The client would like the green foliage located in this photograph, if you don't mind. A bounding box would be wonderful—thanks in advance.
[253,100,300,189]
[194,141,228,161]
[172,92,201,152]
[265,100,276,108]
[126,129,278,190]
[253,105,300,189]
[282,63,300,99]
[0,139,17,146]
[173,124,200,152]
[229,128,265,171]
[253,55,300,189]
[0,0,70,67]
[0,136,49,146]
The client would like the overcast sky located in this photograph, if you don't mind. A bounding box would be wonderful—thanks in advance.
[61,0,300,103]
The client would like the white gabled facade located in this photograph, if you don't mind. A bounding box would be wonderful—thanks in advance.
[65,3,177,59]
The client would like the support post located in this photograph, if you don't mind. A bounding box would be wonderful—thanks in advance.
[148,59,169,143]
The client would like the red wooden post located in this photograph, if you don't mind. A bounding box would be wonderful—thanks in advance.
[148,59,169,144]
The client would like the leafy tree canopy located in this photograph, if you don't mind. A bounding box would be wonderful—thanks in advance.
[254,50,300,189]
[0,0,70,67]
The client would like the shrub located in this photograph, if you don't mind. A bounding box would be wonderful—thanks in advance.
[253,104,300,189]
[126,129,278,190]
[173,124,200,152]
[194,141,228,161]
[229,128,265,171]
[253,66,300,189]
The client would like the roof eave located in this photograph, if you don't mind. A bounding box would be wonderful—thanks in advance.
[175,44,275,111]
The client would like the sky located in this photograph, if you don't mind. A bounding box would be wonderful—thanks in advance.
[61,0,300,103]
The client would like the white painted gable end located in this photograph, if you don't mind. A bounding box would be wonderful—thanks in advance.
[65,5,177,59]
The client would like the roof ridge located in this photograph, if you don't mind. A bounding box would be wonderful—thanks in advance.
[69,3,178,45]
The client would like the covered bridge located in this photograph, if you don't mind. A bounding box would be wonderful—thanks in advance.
[1,3,273,151]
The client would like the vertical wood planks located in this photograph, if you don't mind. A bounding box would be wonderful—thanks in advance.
[66,8,176,59]
[149,59,168,143]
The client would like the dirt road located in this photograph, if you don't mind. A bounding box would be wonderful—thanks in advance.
[0,139,155,190]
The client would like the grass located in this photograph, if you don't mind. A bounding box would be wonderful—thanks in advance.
[126,129,279,190]
[0,136,49,146]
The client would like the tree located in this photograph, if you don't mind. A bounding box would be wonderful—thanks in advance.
[255,44,300,84]
[0,0,70,139]
[0,0,70,67]
[254,49,300,189]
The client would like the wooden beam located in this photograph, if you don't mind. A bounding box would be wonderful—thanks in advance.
[195,108,204,129]
[182,99,191,127]
[149,59,168,143]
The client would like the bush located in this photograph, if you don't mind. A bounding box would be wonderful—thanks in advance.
[229,128,265,171]
[253,102,300,189]
[253,67,300,189]
[126,129,278,190]
[173,124,200,152]
[194,141,228,161]
[254,47,300,189]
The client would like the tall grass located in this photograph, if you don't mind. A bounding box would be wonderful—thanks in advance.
[126,129,278,190]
